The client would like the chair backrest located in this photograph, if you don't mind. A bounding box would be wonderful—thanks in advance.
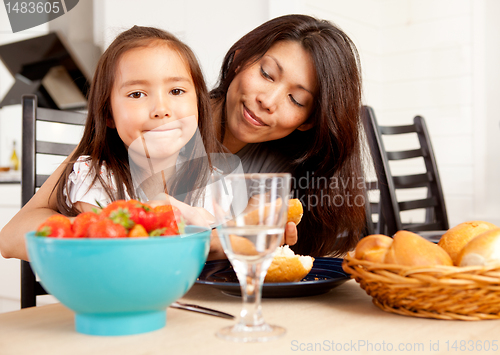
[361,105,449,237]
[21,94,86,308]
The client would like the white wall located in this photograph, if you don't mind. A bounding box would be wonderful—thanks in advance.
[376,0,477,227]
[473,0,500,224]
[296,0,500,228]
[93,0,269,89]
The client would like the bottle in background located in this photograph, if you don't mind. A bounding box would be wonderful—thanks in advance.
[10,141,19,171]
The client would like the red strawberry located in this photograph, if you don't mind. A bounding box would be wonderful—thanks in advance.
[151,205,184,236]
[126,199,148,209]
[152,205,175,214]
[107,208,135,230]
[128,224,149,238]
[136,211,160,232]
[36,215,74,238]
[124,200,151,226]
[99,200,129,219]
[100,200,152,230]
[72,212,100,238]
[86,219,127,238]
[158,212,180,235]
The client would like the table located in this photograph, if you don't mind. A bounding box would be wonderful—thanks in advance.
[1,280,499,355]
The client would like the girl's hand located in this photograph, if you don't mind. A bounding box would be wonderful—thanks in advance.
[282,221,298,246]
[207,229,227,261]
[147,195,213,229]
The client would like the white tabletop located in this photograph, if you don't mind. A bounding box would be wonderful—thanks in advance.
[0,280,499,355]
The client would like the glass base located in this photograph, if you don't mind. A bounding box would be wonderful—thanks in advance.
[216,323,285,343]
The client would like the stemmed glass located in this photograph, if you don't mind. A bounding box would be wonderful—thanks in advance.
[210,173,291,342]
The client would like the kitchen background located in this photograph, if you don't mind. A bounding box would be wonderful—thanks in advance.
[0,0,499,312]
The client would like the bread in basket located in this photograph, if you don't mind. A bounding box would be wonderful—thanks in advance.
[342,229,500,320]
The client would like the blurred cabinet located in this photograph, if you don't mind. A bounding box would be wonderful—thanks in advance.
[0,183,20,230]
[0,183,21,313]
[0,184,58,313]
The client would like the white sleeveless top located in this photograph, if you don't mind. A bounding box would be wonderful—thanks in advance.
[65,155,241,219]
[65,156,130,208]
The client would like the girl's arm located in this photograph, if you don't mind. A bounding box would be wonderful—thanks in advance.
[73,201,100,213]
[0,157,69,261]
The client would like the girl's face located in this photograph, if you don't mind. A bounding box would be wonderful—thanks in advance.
[110,42,198,161]
[224,40,317,153]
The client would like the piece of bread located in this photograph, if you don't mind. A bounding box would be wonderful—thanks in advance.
[354,234,393,263]
[265,245,314,283]
[438,221,497,265]
[244,198,303,225]
[287,199,303,225]
[457,228,500,267]
[384,230,453,266]
[228,234,258,256]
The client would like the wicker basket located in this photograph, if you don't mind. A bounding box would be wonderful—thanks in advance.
[342,252,500,320]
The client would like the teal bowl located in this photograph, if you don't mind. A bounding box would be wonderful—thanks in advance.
[25,226,210,336]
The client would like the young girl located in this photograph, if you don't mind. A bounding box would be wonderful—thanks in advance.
[56,25,221,216]
[0,26,223,260]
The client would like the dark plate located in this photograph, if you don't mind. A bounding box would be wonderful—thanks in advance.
[196,257,349,298]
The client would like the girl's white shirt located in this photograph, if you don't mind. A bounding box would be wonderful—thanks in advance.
[66,156,129,208]
[65,155,240,221]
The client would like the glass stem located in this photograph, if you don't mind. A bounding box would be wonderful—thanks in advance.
[238,262,266,327]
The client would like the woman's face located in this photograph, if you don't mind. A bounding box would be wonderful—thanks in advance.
[110,42,198,163]
[224,40,317,153]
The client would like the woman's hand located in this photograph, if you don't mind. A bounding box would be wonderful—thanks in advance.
[283,221,298,246]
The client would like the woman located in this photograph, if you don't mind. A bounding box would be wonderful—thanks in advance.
[211,14,365,257]
[0,14,365,260]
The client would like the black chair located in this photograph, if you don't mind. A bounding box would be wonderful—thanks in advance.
[361,106,449,241]
[21,94,86,308]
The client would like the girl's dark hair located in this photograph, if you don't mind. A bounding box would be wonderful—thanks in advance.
[56,26,221,215]
[211,15,366,257]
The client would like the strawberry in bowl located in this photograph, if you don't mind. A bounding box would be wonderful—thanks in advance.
[34,200,185,239]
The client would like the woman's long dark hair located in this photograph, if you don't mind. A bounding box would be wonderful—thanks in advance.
[211,15,366,256]
[56,26,222,215]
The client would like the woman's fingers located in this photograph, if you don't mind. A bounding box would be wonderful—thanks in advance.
[283,221,298,246]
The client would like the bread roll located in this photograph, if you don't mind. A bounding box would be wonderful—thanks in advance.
[265,245,314,283]
[354,234,393,263]
[229,235,258,256]
[384,231,453,266]
[244,198,303,225]
[287,199,303,225]
[438,221,497,265]
[457,228,500,267]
